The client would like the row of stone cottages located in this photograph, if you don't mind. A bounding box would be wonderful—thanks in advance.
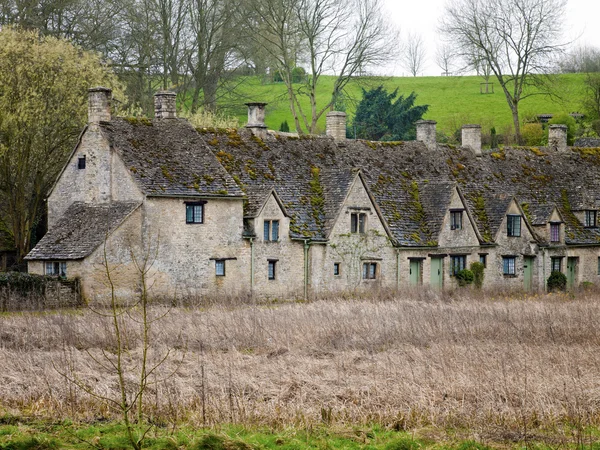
[25,87,600,300]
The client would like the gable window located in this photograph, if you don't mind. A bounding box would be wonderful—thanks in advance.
[351,213,367,234]
[503,256,516,276]
[333,263,340,276]
[550,223,560,243]
[585,210,597,227]
[77,155,86,169]
[268,260,277,280]
[362,262,377,279]
[215,260,226,276]
[450,255,466,276]
[186,202,205,224]
[264,220,280,241]
[45,261,67,277]
[507,215,521,237]
[551,257,562,273]
[450,210,463,230]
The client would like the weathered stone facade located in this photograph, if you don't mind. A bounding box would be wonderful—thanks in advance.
[25,88,600,300]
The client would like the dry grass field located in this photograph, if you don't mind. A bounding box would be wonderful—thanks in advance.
[2,289,600,443]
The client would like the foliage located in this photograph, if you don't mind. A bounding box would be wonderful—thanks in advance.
[490,127,498,148]
[185,108,239,129]
[470,261,485,289]
[583,73,600,123]
[455,269,474,287]
[0,272,48,294]
[352,86,428,141]
[521,123,545,146]
[0,27,122,262]
[548,113,577,145]
[547,270,567,292]
[279,120,290,132]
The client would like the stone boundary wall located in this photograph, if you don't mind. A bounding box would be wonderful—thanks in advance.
[0,274,83,311]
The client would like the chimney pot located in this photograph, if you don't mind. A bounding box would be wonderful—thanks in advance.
[88,87,112,123]
[415,120,437,150]
[245,102,268,138]
[154,91,177,119]
[326,111,347,141]
[548,124,568,152]
[461,124,482,155]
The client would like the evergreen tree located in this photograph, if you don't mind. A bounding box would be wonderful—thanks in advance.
[352,86,428,141]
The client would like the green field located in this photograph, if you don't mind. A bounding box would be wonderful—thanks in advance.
[228,74,587,135]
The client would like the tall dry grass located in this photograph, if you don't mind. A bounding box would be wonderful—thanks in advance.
[1,289,600,439]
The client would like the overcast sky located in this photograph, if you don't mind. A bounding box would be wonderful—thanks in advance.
[381,0,600,76]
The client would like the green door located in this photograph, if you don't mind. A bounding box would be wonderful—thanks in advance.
[523,256,533,291]
[430,257,443,289]
[567,257,578,290]
[409,260,421,286]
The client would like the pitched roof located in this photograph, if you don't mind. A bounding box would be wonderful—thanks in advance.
[99,118,243,198]
[25,202,140,260]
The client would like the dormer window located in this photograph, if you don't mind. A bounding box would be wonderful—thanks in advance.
[550,223,560,243]
[450,210,463,230]
[351,213,367,233]
[507,215,521,237]
[585,210,597,227]
[78,155,86,169]
[264,220,279,241]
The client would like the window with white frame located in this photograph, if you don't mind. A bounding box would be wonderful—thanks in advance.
[503,256,516,276]
[507,215,521,237]
[45,261,67,277]
[264,220,279,241]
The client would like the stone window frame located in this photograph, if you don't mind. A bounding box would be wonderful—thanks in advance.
[333,262,341,276]
[362,262,377,280]
[77,155,86,170]
[45,261,67,277]
[268,259,278,280]
[450,209,463,230]
[507,214,522,237]
[350,212,367,234]
[551,256,563,273]
[550,222,561,243]
[264,220,280,242]
[215,260,226,276]
[584,210,597,228]
[502,256,517,277]
[185,201,206,224]
[450,255,466,276]
[479,253,487,268]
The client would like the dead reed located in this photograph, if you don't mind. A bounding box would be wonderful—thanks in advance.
[1,288,600,438]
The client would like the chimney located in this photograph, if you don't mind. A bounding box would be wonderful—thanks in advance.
[88,87,112,123]
[326,111,347,141]
[154,91,177,119]
[461,124,482,155]
[415,120,437,150]
[548,124,567,152]
[245,102,268,138]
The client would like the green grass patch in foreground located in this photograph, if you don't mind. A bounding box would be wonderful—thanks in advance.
[1,420,599,450]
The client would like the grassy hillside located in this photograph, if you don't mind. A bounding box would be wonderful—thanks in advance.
[226,73,587,136]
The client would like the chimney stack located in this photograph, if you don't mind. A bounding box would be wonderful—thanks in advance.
[245,102,268,138]
[548,124,567,152]
[461,124,482,155]
[326,111,347,141]
[88,87,112,123]
[415,120,437,150]
[154,91,177,119]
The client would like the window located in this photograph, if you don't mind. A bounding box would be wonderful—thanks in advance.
[268,260,277,280]
[186,202,205,224]
[362,262,377,279]
[550,223,560,243]
[450,255,466,276]
[78,155,86,169]
[551,257,562,273]
[215,260,225,276]
[450,210,463,230]
[503,256,516,276]
[264,220,280,241]
[45,261,67,277]
[585,210,597,227]
[479,254,487,267]
[507,215,521,237]
[351,213,367,233]
[333,263,340,276]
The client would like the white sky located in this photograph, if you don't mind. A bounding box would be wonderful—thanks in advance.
[381,0,600,76]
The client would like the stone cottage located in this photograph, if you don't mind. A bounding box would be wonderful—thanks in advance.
[25,87,600,300]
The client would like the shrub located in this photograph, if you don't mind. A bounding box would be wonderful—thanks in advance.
[490,127,498,148]
[279,120,290,132]
[547,271,567,292]
[521,122,544,146]
[470,262,485,289]
[455,269,474,287]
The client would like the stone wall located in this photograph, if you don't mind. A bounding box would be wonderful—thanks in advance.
[0,275,82,311]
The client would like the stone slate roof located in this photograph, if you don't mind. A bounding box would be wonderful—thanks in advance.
[99,118,243,198]
[26,202,140,260]
[197,129,600,247]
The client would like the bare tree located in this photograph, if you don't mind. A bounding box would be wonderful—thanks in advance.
[435,43,455,76]
[247,0,397,134]
[440,0,567,143]
[401,32,426,77]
